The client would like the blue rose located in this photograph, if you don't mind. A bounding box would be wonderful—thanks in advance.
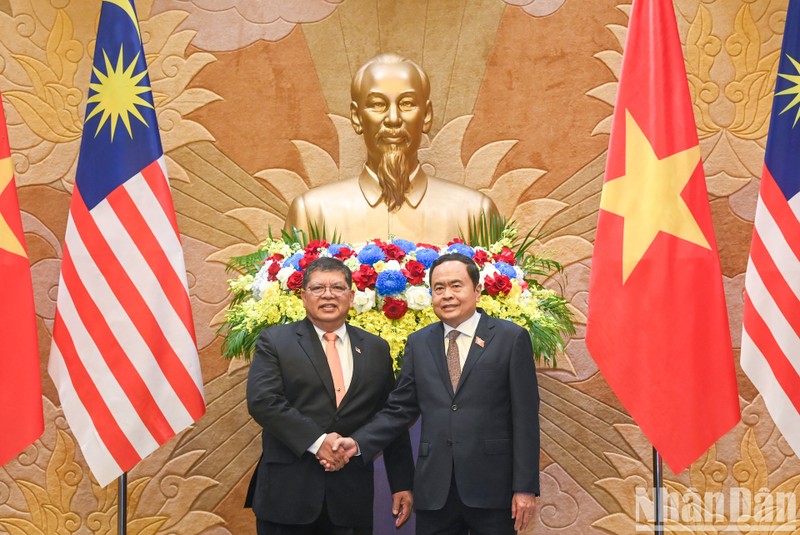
[358,244,386,265]
[447,243,475,258]
[375,270,408,296]
[282,252,304,270]
[493,261,517,279]
[391,239,417,254]
[415,247,440,269]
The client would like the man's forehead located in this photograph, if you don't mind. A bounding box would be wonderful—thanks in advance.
[307,270,347,283]
[361,62,423,95]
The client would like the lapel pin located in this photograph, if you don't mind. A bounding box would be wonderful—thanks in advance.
[475,337,485,348]
[355,346,362,354]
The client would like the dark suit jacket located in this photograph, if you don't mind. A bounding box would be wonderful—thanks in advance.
[245,319,414,527]
[353,312,540,511]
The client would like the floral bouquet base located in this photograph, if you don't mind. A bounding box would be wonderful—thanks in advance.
[222,230,574,371]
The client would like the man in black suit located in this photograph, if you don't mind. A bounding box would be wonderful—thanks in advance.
[332,253,539,534]
[246,257,414,535]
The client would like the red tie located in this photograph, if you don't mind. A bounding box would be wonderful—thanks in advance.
[323,332,346,406]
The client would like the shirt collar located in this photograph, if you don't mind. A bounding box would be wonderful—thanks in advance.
[443,310,481,339]
[358,164,427,208]
[312,322,348,342]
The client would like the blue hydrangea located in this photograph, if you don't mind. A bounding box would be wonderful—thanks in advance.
[415,247,440,269]
[282,252,304,270]
[358,244,386,265]
[392,239,417,253]
[327,243,346,256]
[375,270,408,296]
[447,243,475,258]
[494,261,517,279]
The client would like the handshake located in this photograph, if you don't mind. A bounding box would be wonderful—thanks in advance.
[314,433,359,471]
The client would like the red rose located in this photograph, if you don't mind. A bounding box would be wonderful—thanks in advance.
[384,244,406,261]
[298,252,319,270]
[372,238,389,248]
[416,242,440,251]
[483,273,512,296]
[352,264,378,291]
[492,247,516,265]
[402,260,426,284]
[447,237,465,246]
[287,271,304,291]
[305,239,329,253]
[472,249,490,266]
[267,261,282,281]
[382,297,408,319]
[334,247,355,260]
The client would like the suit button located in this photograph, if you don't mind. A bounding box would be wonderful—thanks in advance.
[451,404,458,411]
[334,416,340,421]
[447,439,453,446]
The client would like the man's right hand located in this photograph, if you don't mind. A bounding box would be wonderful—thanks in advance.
[319,436,359,471]
[315,433,349,471]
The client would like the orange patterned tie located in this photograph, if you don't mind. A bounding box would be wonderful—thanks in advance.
[323,332,346,406]
[446,330,461,391]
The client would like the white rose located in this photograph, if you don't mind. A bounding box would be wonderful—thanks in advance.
[405,286,432,311]
[276,266,295,290]
[383,260,402,271]
[352,288,376,313]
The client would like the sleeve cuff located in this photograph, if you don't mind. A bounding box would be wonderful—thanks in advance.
[307,433,327,455]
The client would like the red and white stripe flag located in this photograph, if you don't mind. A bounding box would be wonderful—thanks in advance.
[49,0,204,486]
[741,0,800,455]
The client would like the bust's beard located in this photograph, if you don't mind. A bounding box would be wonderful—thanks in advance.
[377,147,409,213]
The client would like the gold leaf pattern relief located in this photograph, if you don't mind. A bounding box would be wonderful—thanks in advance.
[685,4,721,138]
[725,3,781,140]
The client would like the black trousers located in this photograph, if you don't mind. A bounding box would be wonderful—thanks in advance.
[256,502,372,535]
[416,474,515,535]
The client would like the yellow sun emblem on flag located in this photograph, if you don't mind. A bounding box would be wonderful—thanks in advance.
[776,54,800,127]
[85,44,154,141]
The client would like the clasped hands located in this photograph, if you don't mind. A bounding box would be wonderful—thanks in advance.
[314,433,358,472]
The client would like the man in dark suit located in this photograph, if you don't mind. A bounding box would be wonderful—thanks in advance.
[332,253,540,534]
[246,257,414,535]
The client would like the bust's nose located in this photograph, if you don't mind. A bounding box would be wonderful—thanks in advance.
[384,104,402,127]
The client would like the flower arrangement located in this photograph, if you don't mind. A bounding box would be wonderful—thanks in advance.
[222,226,575,371]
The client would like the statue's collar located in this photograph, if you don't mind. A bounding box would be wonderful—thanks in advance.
[359,164,428,209]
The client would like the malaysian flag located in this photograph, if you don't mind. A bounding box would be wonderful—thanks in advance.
[741,0,800,457]
[48,0,205,486]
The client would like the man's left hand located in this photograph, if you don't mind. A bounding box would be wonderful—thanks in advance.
[391,490,413,528]
[511,492,536,532]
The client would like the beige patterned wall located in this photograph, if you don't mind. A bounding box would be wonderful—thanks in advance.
[0,0,796,533]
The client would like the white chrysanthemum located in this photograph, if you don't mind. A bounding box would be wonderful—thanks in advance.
[479,265,498,287]
[343,257,360,271]
[383,260,402,271]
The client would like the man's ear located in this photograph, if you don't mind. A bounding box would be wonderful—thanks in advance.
[423,101,433,134]
[350,101,363,135]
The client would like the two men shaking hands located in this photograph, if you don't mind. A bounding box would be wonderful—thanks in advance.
[246,254,540,535]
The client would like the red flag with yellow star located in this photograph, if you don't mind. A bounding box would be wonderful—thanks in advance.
[0,93,43,467]
[585,0,739,472]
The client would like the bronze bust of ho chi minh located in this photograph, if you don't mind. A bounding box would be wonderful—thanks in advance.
[283,53,499,244]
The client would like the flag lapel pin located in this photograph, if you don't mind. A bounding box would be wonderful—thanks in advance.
[475,337,485,348]
[355,346,362,355]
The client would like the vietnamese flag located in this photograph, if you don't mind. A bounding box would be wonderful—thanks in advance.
[585,0,739,472]
[0,93,43,467]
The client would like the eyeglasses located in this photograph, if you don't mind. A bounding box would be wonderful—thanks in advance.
[305,285,351,297]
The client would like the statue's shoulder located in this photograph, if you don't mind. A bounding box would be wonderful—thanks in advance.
[426,176,498,210]
[290,177,362,206]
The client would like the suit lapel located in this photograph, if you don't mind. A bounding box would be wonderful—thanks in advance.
[426,322,455,397]
[339,325,365,409]
[297,319,336,404]
[457,313,495,393]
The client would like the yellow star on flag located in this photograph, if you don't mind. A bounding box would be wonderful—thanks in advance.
[600,110,709,283]
[0,155,27,258]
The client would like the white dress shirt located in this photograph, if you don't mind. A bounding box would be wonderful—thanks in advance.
[443,311,482,370]
[308,323,353,454]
